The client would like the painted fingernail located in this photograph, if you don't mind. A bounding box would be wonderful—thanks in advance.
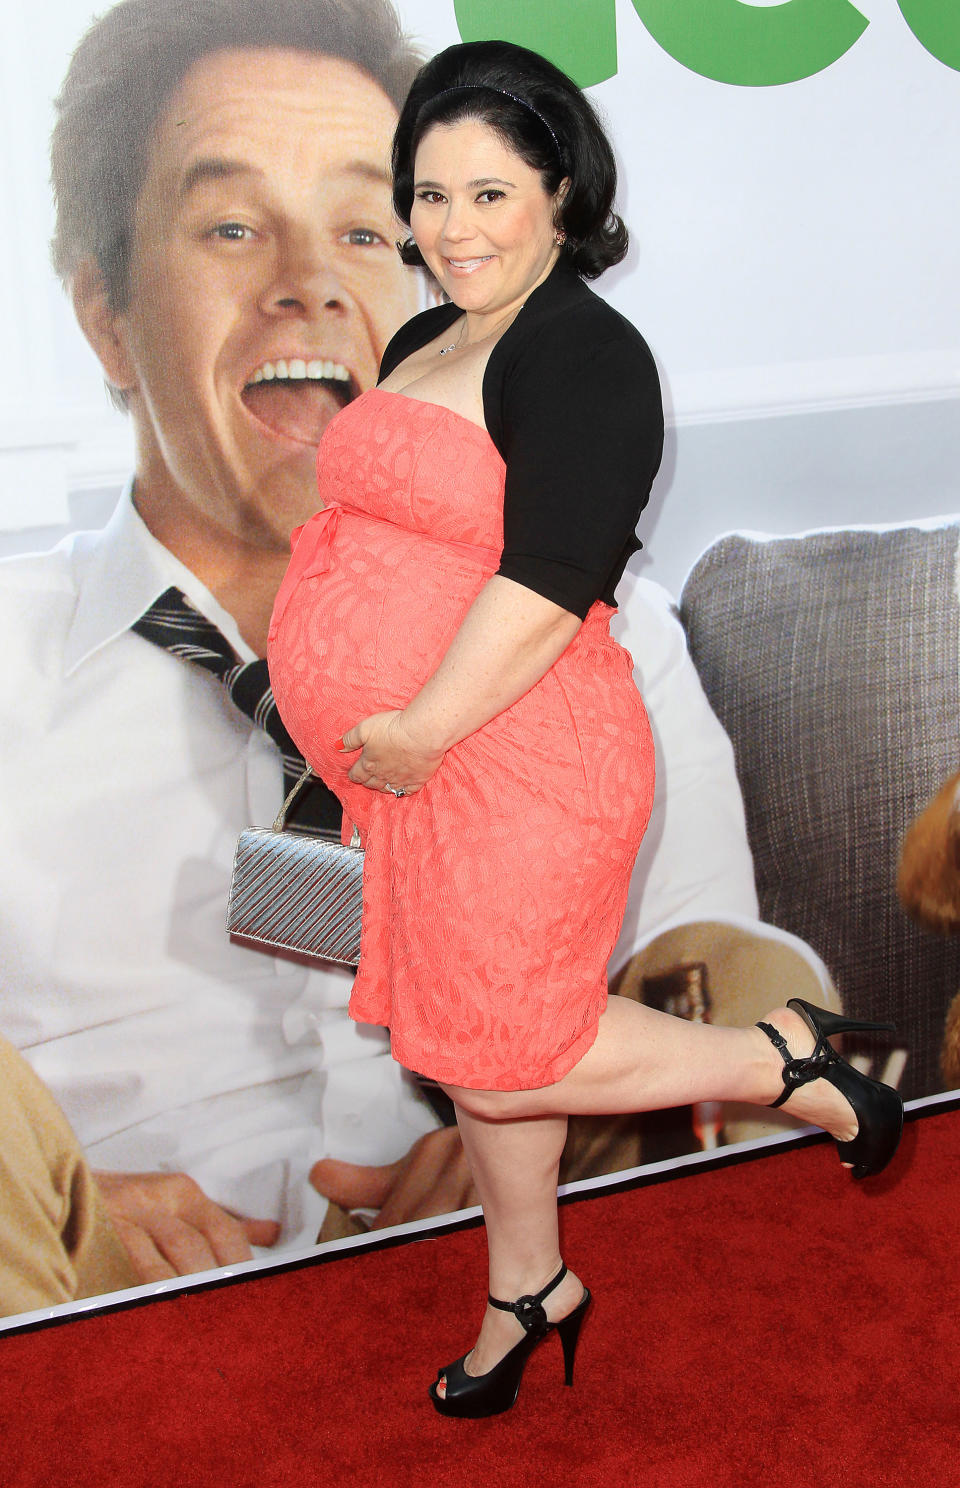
[335,737,346,751]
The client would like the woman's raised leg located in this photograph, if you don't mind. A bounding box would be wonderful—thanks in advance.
[447,999,860,1145]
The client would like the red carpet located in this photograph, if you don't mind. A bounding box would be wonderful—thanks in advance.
[2,1109,957,1488]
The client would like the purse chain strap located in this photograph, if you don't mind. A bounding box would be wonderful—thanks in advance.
[273,765,361,848]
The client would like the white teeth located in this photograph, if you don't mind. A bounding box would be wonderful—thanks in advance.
[248,359,351,385]
[309,361,349,382]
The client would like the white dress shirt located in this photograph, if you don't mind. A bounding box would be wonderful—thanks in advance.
[0,491,438,1250]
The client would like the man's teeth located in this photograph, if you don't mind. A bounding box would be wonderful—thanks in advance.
[249,359,351,384]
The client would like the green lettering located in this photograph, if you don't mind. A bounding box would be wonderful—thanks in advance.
[453,0,618,89]
[630,0,869,87]
[897,0,960,72]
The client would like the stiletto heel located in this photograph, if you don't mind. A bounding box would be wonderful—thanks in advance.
[557,1300,588,1386]
[757,997,904,1179]
[785,1001,896,1040]
[428,1264,591,1418]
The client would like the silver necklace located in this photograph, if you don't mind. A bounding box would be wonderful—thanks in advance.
[438,318,467,356]
[438,304,526,358]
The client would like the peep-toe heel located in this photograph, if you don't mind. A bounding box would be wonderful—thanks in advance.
[757,997,903,1179]
[428,1264,591,1418]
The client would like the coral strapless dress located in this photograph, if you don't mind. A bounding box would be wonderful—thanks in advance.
[267,389,655,1090]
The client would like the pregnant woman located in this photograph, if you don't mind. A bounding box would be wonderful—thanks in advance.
[268,40,903,1417]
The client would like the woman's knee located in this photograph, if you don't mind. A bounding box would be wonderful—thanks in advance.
[441,1083,536,1120]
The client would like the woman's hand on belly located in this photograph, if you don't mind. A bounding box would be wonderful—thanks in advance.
[341,710,446,796]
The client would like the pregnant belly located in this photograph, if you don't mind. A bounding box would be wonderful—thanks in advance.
[267,509,496,778]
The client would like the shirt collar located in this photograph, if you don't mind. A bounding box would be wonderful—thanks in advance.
[63,482,256,676]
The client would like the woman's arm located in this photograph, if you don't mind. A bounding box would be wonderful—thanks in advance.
[344,304,662,795]
[341,575,581,794]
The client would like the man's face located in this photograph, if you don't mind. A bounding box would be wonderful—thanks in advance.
[106,48,419,550]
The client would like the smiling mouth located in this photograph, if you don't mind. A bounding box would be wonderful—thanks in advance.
[241,358,358,444]
[446,257,494,273]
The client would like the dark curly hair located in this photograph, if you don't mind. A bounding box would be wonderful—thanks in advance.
[392,40,628,281]
[51,0,423,311]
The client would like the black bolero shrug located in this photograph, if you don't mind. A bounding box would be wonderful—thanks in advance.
[377,256,664,621]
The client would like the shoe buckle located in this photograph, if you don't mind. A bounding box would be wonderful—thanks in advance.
[513,1296,548,1336]
[783,1047,836,1088]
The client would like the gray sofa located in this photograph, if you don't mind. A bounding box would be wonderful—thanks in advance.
[680,519,960,1101]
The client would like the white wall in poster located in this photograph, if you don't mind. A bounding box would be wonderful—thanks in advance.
[1,0,957,596]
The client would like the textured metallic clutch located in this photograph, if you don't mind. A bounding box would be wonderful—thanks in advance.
[226,767,363,966]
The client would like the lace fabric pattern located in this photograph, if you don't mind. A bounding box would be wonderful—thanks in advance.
[268,389,655,1090]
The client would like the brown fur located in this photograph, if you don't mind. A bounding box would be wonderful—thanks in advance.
[897,771,960,1090]
[897,771,960,933]
[941,990,960,1088]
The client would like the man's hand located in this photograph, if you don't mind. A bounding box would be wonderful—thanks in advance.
[95,1170,281,1283]
[309,1127,477,1231]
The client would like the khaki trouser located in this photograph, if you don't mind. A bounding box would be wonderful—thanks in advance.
[0,1036,137,1318]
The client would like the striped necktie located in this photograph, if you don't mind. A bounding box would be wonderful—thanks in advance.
[132,586,341,834]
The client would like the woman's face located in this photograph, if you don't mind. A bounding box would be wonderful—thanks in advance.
[410,118,566,324]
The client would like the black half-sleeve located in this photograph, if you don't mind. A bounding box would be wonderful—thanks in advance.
[494,314,663,620]
[377,304,461,383]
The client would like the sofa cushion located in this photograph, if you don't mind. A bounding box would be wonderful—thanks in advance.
[680,521,960,1099]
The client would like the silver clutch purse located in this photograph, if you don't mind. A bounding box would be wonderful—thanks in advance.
[226,767,363,966]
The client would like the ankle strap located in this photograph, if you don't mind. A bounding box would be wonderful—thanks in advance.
[757,1018,834,1109]
[488,1264,567,1338]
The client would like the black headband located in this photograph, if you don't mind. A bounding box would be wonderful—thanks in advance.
[432,84,563,163]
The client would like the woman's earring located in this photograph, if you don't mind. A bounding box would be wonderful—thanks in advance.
[555,228,567,247]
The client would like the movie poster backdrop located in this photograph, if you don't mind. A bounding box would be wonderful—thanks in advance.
[0,0,957,1325]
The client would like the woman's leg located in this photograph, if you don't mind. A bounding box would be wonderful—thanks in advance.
[436,999,866,1390]
[446,999,858,1143]
[435,1107,583,1394]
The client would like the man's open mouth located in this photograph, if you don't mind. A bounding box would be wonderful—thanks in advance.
[241,358,357,444]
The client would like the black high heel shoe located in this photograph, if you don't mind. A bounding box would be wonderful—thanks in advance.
[757,997,904,1178]
[428,1264,591,1419]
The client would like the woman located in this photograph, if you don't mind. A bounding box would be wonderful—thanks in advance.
[268,40,903,1417]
